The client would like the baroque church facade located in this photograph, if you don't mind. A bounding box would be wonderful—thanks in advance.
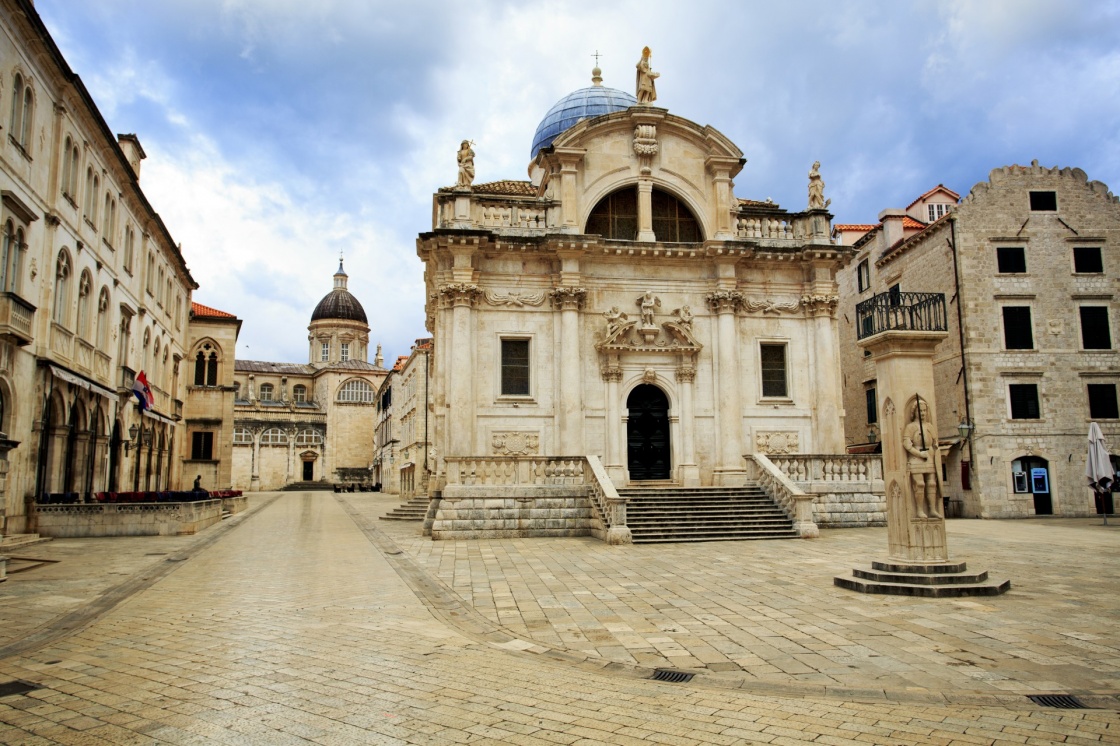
[229,262,387,491]
[419,63,854,501]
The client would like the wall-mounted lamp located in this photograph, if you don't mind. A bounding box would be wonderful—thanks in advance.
[867,426,878,444]
[957,419,974,442]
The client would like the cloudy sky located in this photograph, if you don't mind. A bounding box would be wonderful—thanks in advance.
[34,0,1120,364]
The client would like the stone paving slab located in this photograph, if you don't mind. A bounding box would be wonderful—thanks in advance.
[0,492,1114,745]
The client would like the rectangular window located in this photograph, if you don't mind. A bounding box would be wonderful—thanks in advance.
[961,461,972,491]
[760,343,788,398]
[190,431,213,460]
[996,246,1026,274]
[888,283,901,306]
[320,342,329,362]
[856,259,870,292]
[1002,306,1034,349]
[1073,246,1103,274]
[1088,384,1119,419]
[865,387,877,424]
[1029,191,1057,211]
[1009,383,1040,419]
[1080,306,1112,349]
[500,339,530,396]
[340,343,349,362]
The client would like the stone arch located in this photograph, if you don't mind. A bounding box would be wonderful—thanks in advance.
[582,182,706,242]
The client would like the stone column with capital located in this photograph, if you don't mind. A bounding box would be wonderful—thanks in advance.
[676,363,700,487]
[601,359,624,482]
[802,293,845,452]
[707,290,745,485]
[551,286,587,455]
[442,283,481,457]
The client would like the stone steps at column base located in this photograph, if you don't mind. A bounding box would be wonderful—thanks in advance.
[632,529,801,543]
[380,497,431,521]
[835,561,1010,597]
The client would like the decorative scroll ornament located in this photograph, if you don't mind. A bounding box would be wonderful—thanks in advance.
[438,283,482,307]
[549,286,587,310]
[705,290,744,314]
[491,431,540,456]
[756,431,799,455]
[484,289,546,307]
[744,297,801,315]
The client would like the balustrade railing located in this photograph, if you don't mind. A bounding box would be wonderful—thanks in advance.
[856,291,947,340]
[0,292,35,345]
[50,322,73,360]
[585,454,631,544]
[119,365,135,393]
[768,454,882,484]
[93,351,111,385]
[74,338,94,373]
[444,455,585,486]
[748,453,819,538]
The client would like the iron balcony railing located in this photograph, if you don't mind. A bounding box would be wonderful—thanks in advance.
[856,291,947,340]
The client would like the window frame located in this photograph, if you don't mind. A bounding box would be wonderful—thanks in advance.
[856,259,870,293]
[996,246,1027,274]
[1072,246,1103,274]
[258,383,275,402]
[758,341,790,400]
[1079,306,1112,350]
[1087,383,1118,420]
[337,378,375,403]
[1008,383,1041,420]
[865,386,877,424]
[1001,305,1034,350]
[498,337,532,398]
[190,431,214,461]
[1029,191,1057,211]
[292,384,307,403]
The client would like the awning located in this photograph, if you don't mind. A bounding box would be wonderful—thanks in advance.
[399,461,414,469]
[49,364,116,401]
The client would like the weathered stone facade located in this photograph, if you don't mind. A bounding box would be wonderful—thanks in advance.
[183,303,240,491]
[837,163,1120,518]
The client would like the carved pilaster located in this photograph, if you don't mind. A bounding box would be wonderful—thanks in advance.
[800,294,839,317]
[438,283,482,308]
[705,290,744,314]
[601,364,623,383]
[675,366,695,383]
[549,286,587,311]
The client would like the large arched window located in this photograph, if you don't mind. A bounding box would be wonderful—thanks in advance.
[76,270,93,340]
[233,428,253,445]
[585,187,701,242]
[260,427,287,445]
[52,251,71,325]
[295,429,323,446]
[337,379,375,403]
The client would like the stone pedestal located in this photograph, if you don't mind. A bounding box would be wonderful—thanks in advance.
[834,330,1009,597]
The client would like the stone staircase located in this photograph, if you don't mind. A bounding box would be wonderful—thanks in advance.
[620,484,799,543]
[380,495,430,521]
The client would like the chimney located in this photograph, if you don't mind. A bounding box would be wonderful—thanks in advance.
[117,134,146,180]
[878,208,906,250]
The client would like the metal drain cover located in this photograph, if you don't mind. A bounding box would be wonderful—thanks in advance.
[651,669,694,683]
[1027,694,1088,709]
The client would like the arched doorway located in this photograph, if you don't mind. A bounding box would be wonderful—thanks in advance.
[1012,455,1051,515]
[627,384,671,481]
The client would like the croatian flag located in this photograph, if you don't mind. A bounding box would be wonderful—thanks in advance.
[133,370,153,411]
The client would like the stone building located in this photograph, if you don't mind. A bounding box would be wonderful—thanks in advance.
[230,262,387,490]
[417,63,862,538]
[392,339,432,498]
[182,302,241,491]
[0,0,196,534]
[836,163,1119,518]
[372,354,407,494]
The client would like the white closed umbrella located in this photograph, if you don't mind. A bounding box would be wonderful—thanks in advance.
[1086,422,1114,524]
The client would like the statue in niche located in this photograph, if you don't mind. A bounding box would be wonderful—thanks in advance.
[635,46,659,104]
[902,396,942,519]
[456,140,475,188]
[636,291,660,327]
[808,160,830,210]
[603,306,629,337]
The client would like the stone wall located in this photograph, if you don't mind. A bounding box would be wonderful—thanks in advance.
[430,487,592,539]
[33,500,223,537]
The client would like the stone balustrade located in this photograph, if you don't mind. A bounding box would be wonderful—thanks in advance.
[748,453,818,538]
[445,456,585,486]
[0,292,34,345]
[753,453,886,528]
[585,454,631,545]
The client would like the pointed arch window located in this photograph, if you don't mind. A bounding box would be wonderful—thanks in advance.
[194,343,220,386]
[52,251,71,325]
[96,287,110,348]
[76,270,93,340]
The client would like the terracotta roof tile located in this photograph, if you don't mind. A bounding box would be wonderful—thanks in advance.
[448,180,537,196]
[191,302,236,319]
[834,224,878,232]
[902,216,926,229]
[392,355,409,372]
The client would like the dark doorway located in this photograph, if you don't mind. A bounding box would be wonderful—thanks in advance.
[1014,456,1051,515]
[303,461,314,481]
[108,421,121,493]
[626,384,671,481]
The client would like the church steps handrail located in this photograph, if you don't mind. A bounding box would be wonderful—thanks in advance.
[585,454,631,545]
[747,453,819,539]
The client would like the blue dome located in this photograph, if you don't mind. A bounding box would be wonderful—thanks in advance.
[530,85,637,159]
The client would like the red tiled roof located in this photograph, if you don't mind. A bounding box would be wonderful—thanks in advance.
[463,180,537,196]
[902,216,926,229]
[392,355,409,372]
[834,224,877,232]
[191,302,236,319]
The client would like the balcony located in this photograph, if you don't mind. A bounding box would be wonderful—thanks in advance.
[74,338,94,374]
[50,322,73,362]
[118,365,136,395]
[856,291,947,341]
[0,292,35,346]
[173,399,183,421]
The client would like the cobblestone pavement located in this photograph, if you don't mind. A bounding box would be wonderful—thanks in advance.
[0,491,1112,745]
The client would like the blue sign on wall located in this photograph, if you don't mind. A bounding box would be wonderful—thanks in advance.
[1031,467,1049,494]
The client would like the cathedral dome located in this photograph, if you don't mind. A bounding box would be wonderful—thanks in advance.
[530,69,636,159]
[311,261,368,324]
